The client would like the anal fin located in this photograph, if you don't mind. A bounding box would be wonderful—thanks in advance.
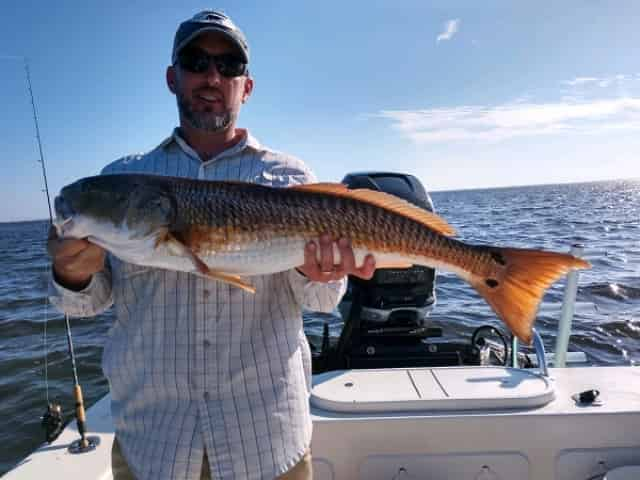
[374,260,413,269]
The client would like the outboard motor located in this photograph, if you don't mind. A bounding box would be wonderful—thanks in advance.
[310,171,500,373]
[341,172,437,331]
[324,172,463,370]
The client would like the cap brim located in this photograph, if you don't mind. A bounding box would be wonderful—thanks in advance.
[172,26,248,64]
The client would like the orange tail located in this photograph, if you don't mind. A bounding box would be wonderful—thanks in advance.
[470,248,590,344]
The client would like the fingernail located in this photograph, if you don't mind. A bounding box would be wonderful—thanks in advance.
[338,238,349,247]
[307,242,316,251]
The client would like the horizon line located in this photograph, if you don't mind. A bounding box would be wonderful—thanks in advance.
[2,176,637,224]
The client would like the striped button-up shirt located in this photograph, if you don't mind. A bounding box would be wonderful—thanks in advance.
[50,129,346,480]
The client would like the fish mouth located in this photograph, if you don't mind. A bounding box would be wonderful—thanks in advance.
[53,195,75,237]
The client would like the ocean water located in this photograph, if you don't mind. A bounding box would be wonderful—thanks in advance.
[1,179,639,474]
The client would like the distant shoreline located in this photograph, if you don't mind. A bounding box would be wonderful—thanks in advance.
[429,176,640,194]
[0,218,49,225]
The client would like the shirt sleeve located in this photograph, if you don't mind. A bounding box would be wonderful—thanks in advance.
[288,268,347,313]
[48,259,114,318]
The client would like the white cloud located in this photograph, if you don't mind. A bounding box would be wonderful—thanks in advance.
[436,19,460,43]
[377,97,640,143]
[562,77,599,86]
[563,74,635,89]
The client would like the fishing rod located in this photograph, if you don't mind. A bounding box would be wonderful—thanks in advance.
[19,56,98,453]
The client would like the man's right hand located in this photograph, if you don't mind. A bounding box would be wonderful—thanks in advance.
[47,226,106,291]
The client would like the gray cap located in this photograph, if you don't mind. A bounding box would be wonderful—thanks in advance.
[172,10,249,64]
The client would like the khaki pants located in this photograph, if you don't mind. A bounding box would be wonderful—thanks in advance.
[111,438,312,479]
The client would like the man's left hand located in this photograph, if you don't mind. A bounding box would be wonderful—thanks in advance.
[296,234,375,282]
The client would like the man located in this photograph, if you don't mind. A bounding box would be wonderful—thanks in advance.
[48,10,374,480]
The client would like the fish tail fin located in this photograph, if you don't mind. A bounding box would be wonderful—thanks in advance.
[469,248,590,344]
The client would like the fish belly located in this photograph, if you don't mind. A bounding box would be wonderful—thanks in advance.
[197,235,425,277]
[199,236,308,276]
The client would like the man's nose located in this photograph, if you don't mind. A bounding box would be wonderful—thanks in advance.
[203,64,222,85]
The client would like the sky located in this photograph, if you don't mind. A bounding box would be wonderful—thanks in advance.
[1,0,639,222]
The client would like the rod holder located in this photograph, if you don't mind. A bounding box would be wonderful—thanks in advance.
[531,328,549,377]
[554,244,584,368]
[68,435,100,454]
[511,336,519,368]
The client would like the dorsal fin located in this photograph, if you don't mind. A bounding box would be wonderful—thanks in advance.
[289,182,456,237]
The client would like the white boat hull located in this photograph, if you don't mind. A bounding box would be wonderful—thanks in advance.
[311,366,640,480]
[5,366,640,480]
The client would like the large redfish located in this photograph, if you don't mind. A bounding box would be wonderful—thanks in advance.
[54,174,590,343]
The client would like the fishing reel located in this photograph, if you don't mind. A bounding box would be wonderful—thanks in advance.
[41,402,64,443]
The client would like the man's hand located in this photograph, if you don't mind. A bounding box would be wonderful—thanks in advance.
[296,234,375,282]
[47,226,106,291]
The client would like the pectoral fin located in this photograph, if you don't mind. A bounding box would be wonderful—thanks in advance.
[163,233,256,293]
[195,267,256,294]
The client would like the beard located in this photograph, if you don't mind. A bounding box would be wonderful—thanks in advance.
[176,91,237,133]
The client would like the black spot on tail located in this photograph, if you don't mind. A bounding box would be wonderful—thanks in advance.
[485,278,499,288]
[491,251,507,266]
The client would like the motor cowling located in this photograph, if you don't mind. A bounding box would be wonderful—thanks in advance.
[341,171,437,326]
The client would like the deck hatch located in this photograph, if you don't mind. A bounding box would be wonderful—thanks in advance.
[311,366,555,413]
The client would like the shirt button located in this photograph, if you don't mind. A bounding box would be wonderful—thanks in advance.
[204,339,211,347]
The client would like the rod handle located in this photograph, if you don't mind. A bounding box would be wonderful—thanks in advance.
[74,384,89,448]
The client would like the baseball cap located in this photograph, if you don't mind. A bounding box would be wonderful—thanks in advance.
[172,10,249,65]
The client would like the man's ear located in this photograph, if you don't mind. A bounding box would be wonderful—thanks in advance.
[166,66,177,94]
[242,76,254,103]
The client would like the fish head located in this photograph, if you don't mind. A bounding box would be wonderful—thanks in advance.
[54,174,176,257]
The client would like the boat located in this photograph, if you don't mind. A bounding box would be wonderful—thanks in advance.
[5,172,640,480]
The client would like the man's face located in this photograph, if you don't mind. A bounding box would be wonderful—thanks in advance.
[168,32,253,133]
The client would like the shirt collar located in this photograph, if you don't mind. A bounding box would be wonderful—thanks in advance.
[158,128,262,163]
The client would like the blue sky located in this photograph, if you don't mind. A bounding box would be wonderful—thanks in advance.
[1,1,639,221]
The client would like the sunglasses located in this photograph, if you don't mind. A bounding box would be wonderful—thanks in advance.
[176,47,248,78]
